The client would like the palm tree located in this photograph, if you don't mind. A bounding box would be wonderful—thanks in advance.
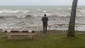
[67,0,78,37]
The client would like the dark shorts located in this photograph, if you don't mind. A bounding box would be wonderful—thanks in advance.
[43,22,48,27]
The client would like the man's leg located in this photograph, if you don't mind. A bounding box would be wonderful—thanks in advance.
[43,26,47,34]
[43,23,47,34]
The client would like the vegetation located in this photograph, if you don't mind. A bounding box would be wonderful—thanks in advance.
[0,32,85,48]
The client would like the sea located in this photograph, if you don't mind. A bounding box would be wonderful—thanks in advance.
[0,6,85,31]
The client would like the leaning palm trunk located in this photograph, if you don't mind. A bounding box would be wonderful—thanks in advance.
[68,0,78,37]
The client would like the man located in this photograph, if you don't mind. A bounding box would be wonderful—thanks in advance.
[41,14,48,33]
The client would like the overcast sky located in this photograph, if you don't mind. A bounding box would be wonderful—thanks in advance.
[0,0,85,6]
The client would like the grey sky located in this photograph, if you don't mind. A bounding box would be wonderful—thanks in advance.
[0,0,84,6]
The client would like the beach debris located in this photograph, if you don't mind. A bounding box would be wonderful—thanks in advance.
[7,30,11,33]
[29,30,32,33]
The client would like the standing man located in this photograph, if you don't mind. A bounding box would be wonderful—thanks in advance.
[41,14,48,33]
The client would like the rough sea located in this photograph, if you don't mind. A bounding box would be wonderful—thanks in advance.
[0,6,85,31]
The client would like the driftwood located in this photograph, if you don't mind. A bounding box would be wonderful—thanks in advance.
[6,30,37,40]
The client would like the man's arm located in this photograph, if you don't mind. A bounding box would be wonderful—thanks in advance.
[47,17,48,21]
[41,17,43,21]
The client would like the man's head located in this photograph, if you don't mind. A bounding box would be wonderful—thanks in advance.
[44,14,46,17]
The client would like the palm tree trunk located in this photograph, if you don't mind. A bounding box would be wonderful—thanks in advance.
[67,0,78,37]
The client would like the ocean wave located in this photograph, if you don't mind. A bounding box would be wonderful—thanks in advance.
[0,8,85,18]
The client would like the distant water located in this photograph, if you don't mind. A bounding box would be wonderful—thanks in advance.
[0,6,85,31]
